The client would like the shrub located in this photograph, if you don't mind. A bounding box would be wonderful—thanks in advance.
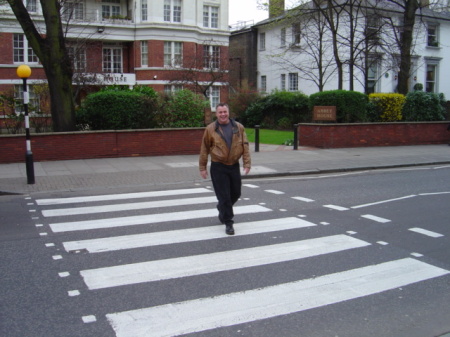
[76,90,157,130]
[309,90,368,123]
[228,89,262,121]
[368,93,405,122]
[402,91,446,121]
[240,90,310,129]
[155,89,208,128]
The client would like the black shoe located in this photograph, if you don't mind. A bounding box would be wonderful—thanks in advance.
[225,224,235,235]
[217,204,224,224]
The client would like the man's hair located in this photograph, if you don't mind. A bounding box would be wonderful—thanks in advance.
[216,103,229,110]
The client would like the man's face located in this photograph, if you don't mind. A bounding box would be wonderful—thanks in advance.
[216,106,230,124]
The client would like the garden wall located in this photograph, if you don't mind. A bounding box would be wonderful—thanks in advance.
[0,128,204,164]
[298,122,450,148]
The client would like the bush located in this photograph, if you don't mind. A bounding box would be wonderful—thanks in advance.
[241,90,310,129]
[228,89,262,121]
[76,90,157,130]
[309,90,368,123]
[402,91,446,121]
[368,93,405,122]
[155,89,208,128]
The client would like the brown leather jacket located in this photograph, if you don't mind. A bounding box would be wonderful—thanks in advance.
[199,119,251,171]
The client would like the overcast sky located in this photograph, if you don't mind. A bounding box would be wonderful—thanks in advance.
[228,0,268,25]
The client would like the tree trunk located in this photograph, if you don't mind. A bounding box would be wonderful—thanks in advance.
[7,0,76,132]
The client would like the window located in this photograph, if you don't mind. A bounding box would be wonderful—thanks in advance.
[261,76,267,92]
[141,41,148,67]
[26,0,37,12]
[366,16,380,44]
[103,45,122,73]
[260,33,266,50]
[203,45,220,69]
[203,5,219,28]
[14,85,39,114]
[280,28,286,47]
[62,1,84,21]
[288,73,298,91]
[281,74,286,90]
[425,63,438,93]
[164,0,181,23]
[141,1,148,21]
[13,34,38,64]
[292,23,301,45]
[164,41,182,67]
[102,0,121,19]
[67,46,86,72]
[164,85,183,95]
[427,24,439,47]
[367,59,379,94]
[206,86,220,110]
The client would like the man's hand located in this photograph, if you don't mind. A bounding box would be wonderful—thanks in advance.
[243,167,251,175]
[200,170,208,179]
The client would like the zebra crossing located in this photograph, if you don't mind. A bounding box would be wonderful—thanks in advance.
[34,185,449,337]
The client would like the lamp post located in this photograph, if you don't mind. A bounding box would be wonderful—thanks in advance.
[16,65,35,184]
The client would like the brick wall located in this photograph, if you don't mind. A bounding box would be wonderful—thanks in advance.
[298,122,450,148]
[0,128,205,164]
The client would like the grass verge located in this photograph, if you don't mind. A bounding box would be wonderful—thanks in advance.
[246,128,294,145]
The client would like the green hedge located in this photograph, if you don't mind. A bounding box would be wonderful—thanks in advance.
[309,90,368,123]
[402,91,446,121]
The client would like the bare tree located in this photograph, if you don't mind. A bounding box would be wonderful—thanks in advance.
[7,0,76,131]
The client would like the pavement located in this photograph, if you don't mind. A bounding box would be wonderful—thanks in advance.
[0,143,449,195]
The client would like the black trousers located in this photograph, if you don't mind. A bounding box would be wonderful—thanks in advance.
[210,161,242,225]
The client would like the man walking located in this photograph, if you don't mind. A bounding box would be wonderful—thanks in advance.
[199,103,251,235]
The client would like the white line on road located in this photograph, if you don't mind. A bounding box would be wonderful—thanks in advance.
[81,235,370,290]
[63,217,316,253]
[42,196,218,217]
[49,205,271,233]
[323,205,349,211]
[351,195,416,209]
[35,188,212,206]
[409,227,444,238]
[361,214,391,223]
[264,189,285,195]
[292,196,315,202]
[106,258,449,337]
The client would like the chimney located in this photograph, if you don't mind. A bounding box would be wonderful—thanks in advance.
[269,0,285,18]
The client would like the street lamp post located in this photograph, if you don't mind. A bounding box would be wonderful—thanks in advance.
[16,65,35,185]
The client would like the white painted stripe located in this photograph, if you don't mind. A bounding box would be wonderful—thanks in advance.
[323,205,349,211]
[35,188,212,206]
[351,195,416,209]
[409,227,444,238]
[106,258,449,337]
[264,189,285,195]
[81,235,370,290]
[292,196,315,202]
[243,184,259,188]
[361,214,391,223]
[50,205,271,233]
[419,191,450,196]
[63,217,316,253]
[42,196,218,217]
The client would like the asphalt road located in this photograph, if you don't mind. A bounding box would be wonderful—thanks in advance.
[1,165,449,337]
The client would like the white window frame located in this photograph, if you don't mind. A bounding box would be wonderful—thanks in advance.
[288,73,298,91]
[26,0,37,12]
[67,45,86,72]
[367,57,380,94]
[141,1,148,21]
[103,45,122,73]
[206,86,220,111]
[164,0,181,23]
[427,23,439,47]
[292,23,301,46]
[164,85,183,95]
[102,0,121,20]
[141,41,148,67]
[261,75,267,93]
[164,41,182,67]
[424,58,440,93]
[203,5,218,28]
[280,28,286,47]
[281,74,286,90]
[62,1,84,21]
[260,32,266,51]
[203,45,220,69]
[14,84,39,114]
[13,34,38,64]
